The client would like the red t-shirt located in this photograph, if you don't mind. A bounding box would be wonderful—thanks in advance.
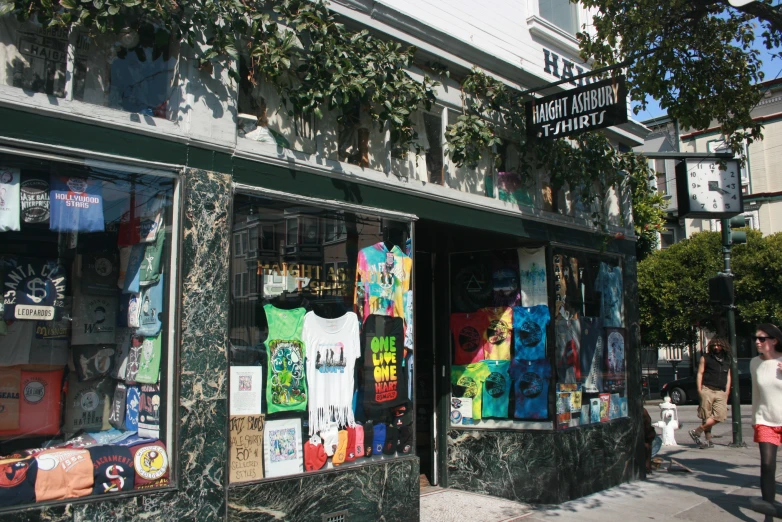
[450,311,490,365]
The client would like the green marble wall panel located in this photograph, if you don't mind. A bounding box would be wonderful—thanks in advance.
[227,458,420,522]
[3,169,232,522]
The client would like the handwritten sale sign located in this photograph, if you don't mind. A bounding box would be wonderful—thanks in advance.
[229,414,265,483]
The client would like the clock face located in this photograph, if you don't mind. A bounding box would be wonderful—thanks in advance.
[685,159,742,214]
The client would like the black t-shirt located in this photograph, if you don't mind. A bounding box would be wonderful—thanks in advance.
[88,445,135,494]
[362,315,407,409]
[0,456,38,506]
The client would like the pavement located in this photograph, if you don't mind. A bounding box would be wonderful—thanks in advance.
[420,405,781,522]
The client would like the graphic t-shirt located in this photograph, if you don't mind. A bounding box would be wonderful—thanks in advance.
[518,247,548,307]
[130,440,170,489]
[0,455,37,507]
[72,344,115,381]
[2,258,67,321]
[0,368,21,430]
[138,383,161,439]
[451,252,493,313]
[49,176,105,233]
[138,230,165,287]
[34,449,93,501]
[354,243,412,323]
[88,445,135,494]
[0,320,34,365]
[118,193,166,246]
[136,275,164,337]
[605,328,626,379]
[510,358,552,420]
[135,334,162,384]
[580,317,604,393]
[555,318,581,384]
[451,362,491,421]
[80,250,120,296]
[0,369,64,438]
[125,385,140,432]
[362,315,407,408]
[71,291,117,345]
[29,318,70,366]
[112,328,132,380]
[482,360,511,418]
[492,250,520,307]
[264,304,307,414]
[595,263,624,327]
[483,307,512,360]
[450,311,489,365]
[512,305,550,361]
[63,374,113,435]
[109,382,127,430]
[404,290,413,351]
[19,172,50,225]
[125,335,142,384]
[0,167,21,232]
[303,311,360,435]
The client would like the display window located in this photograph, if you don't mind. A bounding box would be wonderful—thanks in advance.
[0,153,178,509]
[448,247,552,429]
[228,193,414,483]
[552,248,628,428]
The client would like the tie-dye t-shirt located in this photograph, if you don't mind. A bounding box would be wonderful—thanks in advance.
[512,305,550,361]
[510,359,552,420]
[354,243,411,323]
[483,307,513,360]
[482,360,511,418]
[451,363,490,421]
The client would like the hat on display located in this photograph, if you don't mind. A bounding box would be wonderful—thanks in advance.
[372,423,386,455]
[383,425,399,456]
[332,430,348,466]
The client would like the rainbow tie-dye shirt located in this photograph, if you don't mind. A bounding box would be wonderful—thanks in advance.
[354,243,411,323]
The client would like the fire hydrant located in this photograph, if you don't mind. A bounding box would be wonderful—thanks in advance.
[652,397,679,446]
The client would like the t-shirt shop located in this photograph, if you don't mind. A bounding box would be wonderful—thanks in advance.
[0,153,176,511]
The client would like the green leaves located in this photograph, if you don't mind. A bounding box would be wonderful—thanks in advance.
[0,0,14,16]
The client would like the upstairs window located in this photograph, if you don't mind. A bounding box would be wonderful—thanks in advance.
[539,0,579,35]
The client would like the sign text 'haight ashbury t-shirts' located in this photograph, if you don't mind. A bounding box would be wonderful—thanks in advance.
[362,315,407,409]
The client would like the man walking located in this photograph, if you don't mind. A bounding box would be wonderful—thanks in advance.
[689,337,732,449]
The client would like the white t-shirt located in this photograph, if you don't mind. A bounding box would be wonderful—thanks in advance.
[302,311,360,435]
[751,355,782,427]
[0,167,21,232]
[518,247,548,307]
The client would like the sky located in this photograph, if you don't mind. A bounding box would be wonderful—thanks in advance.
[633,12,782,122]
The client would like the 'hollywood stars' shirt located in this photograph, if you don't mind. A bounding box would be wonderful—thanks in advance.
[362,315,407,409]
[303,311,360,435]
[49,176,105,233]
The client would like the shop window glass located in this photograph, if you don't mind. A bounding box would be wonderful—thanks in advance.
[423,113,443,185]
[449,248,552,428]
[552,249,628,428]
[0,16,179,120]
[538,0,579,35]
[0,152,178,509]
[228,195,414,483]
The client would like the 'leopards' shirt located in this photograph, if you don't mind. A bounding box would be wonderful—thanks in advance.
[354,243,411,323]
[264,304,308,414]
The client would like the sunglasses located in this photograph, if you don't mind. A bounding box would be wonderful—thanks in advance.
[753,336,774,342]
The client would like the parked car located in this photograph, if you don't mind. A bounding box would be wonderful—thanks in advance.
[660,363,752,405]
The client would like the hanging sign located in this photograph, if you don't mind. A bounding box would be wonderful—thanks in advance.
[525,76,628,140]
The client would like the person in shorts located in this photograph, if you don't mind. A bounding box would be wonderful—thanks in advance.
[688,337,731,449]
[748,324,782,520]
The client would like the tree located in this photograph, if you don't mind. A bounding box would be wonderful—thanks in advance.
[578,0,781,156]
[638,228,782,348]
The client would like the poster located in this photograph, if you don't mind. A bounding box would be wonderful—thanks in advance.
[229,414,264,483]
[263,418,303,478]
[450,396,473,426]
[599,393,610,422]
[590,398,601,424]
[230,366,263,415]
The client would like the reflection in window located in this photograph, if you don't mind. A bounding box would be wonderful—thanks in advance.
[228,196,414,482]
[423,113,443,184]
[538,0,579,35]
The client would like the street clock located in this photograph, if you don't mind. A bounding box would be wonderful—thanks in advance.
[675,158,743,218]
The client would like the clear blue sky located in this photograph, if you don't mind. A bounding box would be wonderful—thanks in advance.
[633,18,782,121]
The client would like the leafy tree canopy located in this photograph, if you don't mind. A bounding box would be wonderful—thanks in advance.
[578,0,781,156]
[638,228,782,348]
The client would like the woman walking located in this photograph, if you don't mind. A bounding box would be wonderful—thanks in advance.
[749,323,782,520]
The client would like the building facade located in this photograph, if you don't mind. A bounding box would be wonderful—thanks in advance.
[0,1,647,520]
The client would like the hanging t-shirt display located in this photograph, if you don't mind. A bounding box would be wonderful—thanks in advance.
[482,360,510,418]
[450,311,489,365]
[555,318,581,384]
[510,358,551,420]
[121,243,145,294]
[124,385,140,432]
[137,193,166,244]
[112,328,132,380]
[135,334,162,384]
[0,167,21,232]
[264,304,308,414]
[0,368,64,438]
[0,320,35,366]
[491,250,520,307]
[109,382,127,430]
[483,307,512,360]
[71,291,118,345]
[49,176,105,233]
[29,317,70,366]
[512,305,549,361]
[604,328,626,392]
[563,255,582,317]
[354,242,411,322]
[72,345,115,381]
[63,374,113,435]
[302,311,360,435]
[124,335,142,384]
[553,253,567,318]
[450,251,493,313]
[0,367,21,430]
[451,362,490,421]
[138,230,165,287]
[136,275,164,337]
[404,290,413,351]
[19,172,50,225]
[580,317,604,393]
[138,383,161,439]
[362,315,407,408]
[2,258,67,321]
[263,418,304,478]
[80,250,119,296]
[595,262,624,327]
[517,247,547,307]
